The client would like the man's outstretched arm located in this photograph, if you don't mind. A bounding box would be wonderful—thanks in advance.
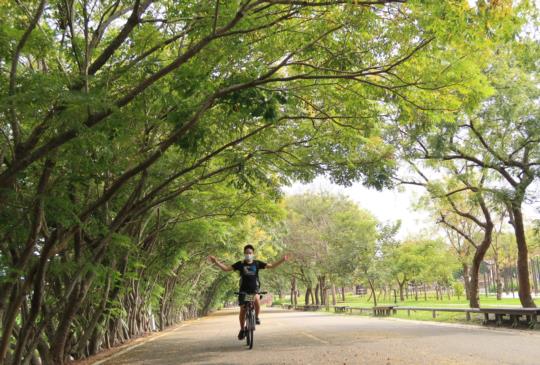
[208,255,234,271]
[266,254,290,269]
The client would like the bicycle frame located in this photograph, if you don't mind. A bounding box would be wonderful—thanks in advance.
[235,291,266,349]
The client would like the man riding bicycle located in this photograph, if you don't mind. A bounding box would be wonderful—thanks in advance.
[208,245,288,340]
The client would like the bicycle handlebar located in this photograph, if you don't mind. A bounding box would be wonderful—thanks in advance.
[234,291,268,295]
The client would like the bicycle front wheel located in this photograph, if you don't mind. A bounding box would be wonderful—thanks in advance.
[248,311,256,349]
[245,326,251,347]
[248,327,254,349]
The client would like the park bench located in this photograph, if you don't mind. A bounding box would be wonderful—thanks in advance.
[282,304,540,330]
[292,304,322,311]
[397,306,480,321]
[333,305,351,313]
[304,305,323,311]
[350,307,372,314]
[478,308,540,329]
[372,306,395,316]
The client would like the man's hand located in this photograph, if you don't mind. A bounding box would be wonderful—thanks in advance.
[207,256,233,272]
[267,254,290,269]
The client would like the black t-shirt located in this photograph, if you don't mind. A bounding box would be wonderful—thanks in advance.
[232,260,267,293]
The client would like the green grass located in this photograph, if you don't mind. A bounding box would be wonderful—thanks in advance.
[313,306,485,324]
[277,293,523,308]
[340,293,523,308]
[274,293,531,326]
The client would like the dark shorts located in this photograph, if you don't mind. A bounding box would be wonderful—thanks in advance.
[238,291,259,306]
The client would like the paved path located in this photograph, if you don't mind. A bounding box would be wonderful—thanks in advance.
[96,308,540,365]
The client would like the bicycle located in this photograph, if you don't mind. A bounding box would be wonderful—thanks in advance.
[235,291,267,349]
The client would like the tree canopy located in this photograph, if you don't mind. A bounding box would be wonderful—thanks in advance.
[1,0,538,364]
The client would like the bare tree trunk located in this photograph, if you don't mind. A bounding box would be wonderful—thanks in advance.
[536,258,540,295]
[510,269,515,298]
[319,276,327,306]
[511,206,536,307]
[305,287,312,306]
[463,263,471,300]
[341,287,346,302]
[531,258,538,295]
[331,284,337,306]
[503,268,509,294]
[397,279,405,301]
[368,279,377,307]
[290,277,297,306]
[483,271,488,297]
[314,283,320,305]
[493,252,502,300]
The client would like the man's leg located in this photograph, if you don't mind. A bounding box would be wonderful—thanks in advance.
[239,305,246,329]
[255,294,261,321]
[237,304,247,340]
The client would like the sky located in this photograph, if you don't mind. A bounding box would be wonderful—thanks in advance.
[282,175,540,240]
[282,176,432,239]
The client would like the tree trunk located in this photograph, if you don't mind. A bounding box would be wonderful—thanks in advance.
[510,269,515,298]
[397,280,405,301]
[290,277,297,306]
[536,257,540,295]
[341,286,346,302]
[331,284,337,306]
[319,276,327,306]
[468,220,493,308]
[503,268,509,294]
[483,271,488,297]
[531,258,538,295]
[493,251,502,300]
[368,279,377,307]
[511,206,536,307]
[463,263,470,300]
[305,287,311,305]
[314,283,320,305]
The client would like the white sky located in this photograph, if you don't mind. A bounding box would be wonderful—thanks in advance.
[282,175,540,240]
[282,176,432,239]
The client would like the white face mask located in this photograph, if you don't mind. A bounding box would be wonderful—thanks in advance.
[245,254,254,262]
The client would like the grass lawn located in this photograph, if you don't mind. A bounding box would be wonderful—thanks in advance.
[272,293,535,326]
[313,306,486,325]
[275,293,524,308]
[341,293,524,308]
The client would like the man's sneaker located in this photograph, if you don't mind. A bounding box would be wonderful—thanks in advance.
[238,329,246,340]
[256,317,261,325]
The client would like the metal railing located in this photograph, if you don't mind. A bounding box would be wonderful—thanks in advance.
[274,303,540,329]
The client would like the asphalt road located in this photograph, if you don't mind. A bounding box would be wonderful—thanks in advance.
[96,308,540,365]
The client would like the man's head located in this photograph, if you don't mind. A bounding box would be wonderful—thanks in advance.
[244,244,255,262]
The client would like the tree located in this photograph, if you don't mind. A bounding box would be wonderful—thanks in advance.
[395,41,540,307]
[0,1,530,363]
[283,192,378,306]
